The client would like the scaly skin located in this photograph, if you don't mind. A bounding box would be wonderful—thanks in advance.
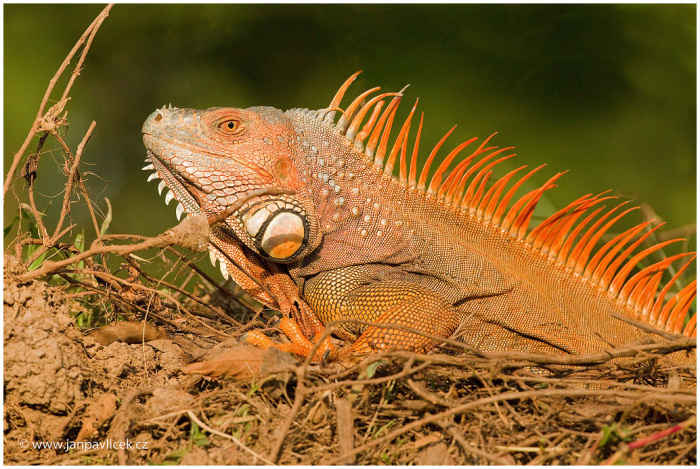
[142,75,696,365]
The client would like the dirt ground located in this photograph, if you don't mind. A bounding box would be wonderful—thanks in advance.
[3,253,696,465]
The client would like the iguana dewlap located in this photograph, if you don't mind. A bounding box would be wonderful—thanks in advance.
[142,72,696,364]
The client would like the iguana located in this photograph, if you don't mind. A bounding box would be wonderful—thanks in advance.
[142,72,696,364]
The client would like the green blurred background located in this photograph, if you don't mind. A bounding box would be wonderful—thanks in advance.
[4,4,696,249]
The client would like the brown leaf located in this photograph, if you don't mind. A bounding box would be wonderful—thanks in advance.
[20,154,39,183]
[181,345,265,379]
[414,433,441,449]
[163,212,210,252]
[415,442,453,465]
[76,393,118,441]
[181,344,295,380]
[87,321,167,346]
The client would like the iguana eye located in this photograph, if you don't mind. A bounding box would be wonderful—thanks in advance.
[219,120,240,133]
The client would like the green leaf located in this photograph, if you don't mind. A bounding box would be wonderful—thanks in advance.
[599,424,632,448]
[247,383,262,397]
[74,231,85,252]
[236,404,250,417]
[189,421,210,447]
[100,197,112,236]
[599,425,615,447]
[363,359,387,379]
[19,205,39,239]
[161,447,189,464]
[4,215,20,237]
[374,419,395,438]
[27,249,49,271]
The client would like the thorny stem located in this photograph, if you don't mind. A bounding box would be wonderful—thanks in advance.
[25,224,79,267]
[326,388,695,465]
[58,273,224,338]
[53,122,101,237]
[3,4,113,198]
[14,217,196,282]
[17,238,161,282]
[25,121,98,268]
[59,8,106,104]
[122,256,243,327]
[186,410,276,465]
[313,318,695,368]
[164,245,262,314]
[602,416,696,465]
[26,176,49,241]
[61,267,232,339]
[269,323,336,463]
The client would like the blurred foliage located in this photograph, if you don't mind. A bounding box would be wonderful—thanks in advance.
[4,4,696,248]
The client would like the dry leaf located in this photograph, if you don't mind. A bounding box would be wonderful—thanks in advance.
[416,442,452,465]
[20,154,39,183]
[414,432,441,449]
[163,212,210,252]
[76,393,118,441]
[181,345,265,379]
[181,344,295,379]
[88,321,167,345]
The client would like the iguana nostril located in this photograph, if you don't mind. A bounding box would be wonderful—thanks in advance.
[142,111,160,134]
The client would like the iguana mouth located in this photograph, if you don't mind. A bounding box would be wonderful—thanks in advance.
[143,151,203,221]
[144,150,297,225]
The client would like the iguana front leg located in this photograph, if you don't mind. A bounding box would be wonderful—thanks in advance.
[245,265,464,361]
[304,266,466,356]
[244,262,336,362]
[212,231,336,359]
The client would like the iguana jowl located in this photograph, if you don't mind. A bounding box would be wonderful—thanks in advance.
[142,72,696,363]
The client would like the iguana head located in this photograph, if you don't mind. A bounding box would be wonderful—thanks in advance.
[142,105,321,263]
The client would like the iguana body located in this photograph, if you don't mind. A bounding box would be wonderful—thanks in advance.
[142,73,696,363]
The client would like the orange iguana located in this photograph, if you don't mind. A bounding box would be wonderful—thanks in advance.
[142,72,696,364]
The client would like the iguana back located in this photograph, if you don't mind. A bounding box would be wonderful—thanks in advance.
[142,72,696,363]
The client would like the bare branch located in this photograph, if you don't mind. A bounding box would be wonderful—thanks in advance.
[4,4,113,197]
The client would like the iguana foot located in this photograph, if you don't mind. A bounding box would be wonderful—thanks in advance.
[244,318,336,363]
